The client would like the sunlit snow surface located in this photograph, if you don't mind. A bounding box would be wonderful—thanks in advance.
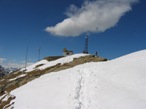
[21,53,89,72]
[11,50,146,109]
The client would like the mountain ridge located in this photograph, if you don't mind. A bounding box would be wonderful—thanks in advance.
[0,50,146,109]
[0,54,107,108]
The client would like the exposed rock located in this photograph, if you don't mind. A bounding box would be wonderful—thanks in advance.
[44,56,64,61]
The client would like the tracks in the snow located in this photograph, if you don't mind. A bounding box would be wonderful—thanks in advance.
[75,74,83,109]
[74,68,99,109]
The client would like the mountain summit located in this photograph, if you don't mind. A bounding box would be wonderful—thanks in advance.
[1,50,146,109]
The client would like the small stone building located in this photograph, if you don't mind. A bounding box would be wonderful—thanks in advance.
[63,48,73,56]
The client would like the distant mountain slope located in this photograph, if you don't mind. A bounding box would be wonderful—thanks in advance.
[7,49,146,109]
[5,67,19,74]
[0,65,19,78]
[0,65,6,77]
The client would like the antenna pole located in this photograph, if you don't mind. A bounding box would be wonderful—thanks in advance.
[83,34,89,54]
[25,47,28,69]
[38,47,40,61]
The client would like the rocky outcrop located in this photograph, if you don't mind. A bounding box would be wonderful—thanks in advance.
[44,56,64,61]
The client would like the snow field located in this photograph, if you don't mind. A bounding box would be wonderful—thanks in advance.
[10,50,146,109]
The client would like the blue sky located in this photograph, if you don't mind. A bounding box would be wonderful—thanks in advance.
[0,0,146,68]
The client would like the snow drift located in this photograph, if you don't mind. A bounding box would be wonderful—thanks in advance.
[11,50,146,109]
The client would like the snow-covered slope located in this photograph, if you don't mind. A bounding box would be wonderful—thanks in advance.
[11,50,146,109]
[22,53,89,72]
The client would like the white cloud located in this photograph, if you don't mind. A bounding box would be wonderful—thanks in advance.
[0,58,6,64]
[45,0,138,37]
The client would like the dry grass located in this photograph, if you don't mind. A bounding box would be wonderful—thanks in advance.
[0,92,15,109]
[35,64,44,68]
